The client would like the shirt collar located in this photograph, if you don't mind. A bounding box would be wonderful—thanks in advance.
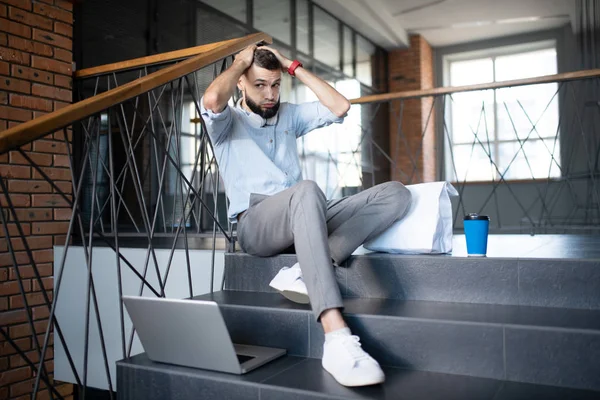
[236,98,279,128]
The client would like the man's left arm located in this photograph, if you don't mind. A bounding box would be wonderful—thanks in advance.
[261,46,351,118]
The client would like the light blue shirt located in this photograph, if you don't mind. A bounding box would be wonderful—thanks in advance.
[200,97,344,222]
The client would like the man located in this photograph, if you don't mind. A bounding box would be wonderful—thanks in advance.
[201,44,412,387]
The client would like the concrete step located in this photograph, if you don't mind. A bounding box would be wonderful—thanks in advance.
[224,252,600,309]
[191,290,600,391]
[117,353,600,400]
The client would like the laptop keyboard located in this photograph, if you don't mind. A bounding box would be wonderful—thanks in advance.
[236,354,255,364]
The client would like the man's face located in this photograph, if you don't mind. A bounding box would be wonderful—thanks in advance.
[238,64,281,119]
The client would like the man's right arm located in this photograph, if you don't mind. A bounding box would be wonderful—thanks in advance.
[202,45,255,113]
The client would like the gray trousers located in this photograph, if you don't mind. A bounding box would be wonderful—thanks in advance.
[237,181,412,320]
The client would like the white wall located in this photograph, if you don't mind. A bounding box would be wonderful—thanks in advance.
[53,245,225,391]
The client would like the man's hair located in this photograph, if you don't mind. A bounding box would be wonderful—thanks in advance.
[253,48,281,70]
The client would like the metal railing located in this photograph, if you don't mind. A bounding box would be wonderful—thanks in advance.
[0,32,270,399]
[1,31,599,399]
[334,69,600,233]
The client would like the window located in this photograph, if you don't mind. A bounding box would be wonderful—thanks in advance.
[342,26,354,77]
[444,42,561,182]
[356,35,375,86]
[254,0,291,45]
[293,79,362,198]
[313,6,340,70]
[296,0,310,54]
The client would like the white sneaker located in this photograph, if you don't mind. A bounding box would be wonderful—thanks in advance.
[322,330,385,387]
[268,263,310,304]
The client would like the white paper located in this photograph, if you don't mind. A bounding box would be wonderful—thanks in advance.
[364,181,459,254]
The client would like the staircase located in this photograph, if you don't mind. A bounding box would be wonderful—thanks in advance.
[116,235,600,399]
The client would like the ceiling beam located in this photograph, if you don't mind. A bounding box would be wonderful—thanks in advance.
[313,0,409,49]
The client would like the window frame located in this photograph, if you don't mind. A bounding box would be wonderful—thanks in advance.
[442,39,560,183]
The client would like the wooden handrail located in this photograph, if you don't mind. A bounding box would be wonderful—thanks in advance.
[75,37,246,79]
[350,68,600,105]
[0,33,271,155]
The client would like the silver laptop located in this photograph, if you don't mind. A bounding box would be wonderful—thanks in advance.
[122,296,286,374]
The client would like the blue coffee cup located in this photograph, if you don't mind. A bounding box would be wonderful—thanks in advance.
[464,213,490,256]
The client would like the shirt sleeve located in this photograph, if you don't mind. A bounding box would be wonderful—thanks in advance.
[291,101,345,138]
[200,95,233,145]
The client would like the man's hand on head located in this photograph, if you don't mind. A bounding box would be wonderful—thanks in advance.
[234,45,257,70]
[258,46,293,71]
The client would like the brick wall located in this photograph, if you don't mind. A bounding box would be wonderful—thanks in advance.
[388,35,436,183]
[0,0,74,399]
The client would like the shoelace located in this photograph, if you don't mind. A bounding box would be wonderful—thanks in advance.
[282,266,303,281]
[339,335,370,362]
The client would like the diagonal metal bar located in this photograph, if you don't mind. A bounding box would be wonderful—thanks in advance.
[446,93,537,227]
[0,177,57,400]
[440,94,467,225]
[146,67,169,234]
[168,81,181,233]
[118,79,187,311]
[210,164,220,294]
[147,92,175,236]
[126,140,206,356]
[442,97,467,226]
[482,95,502,228]
[174,78,194,298]
[327,103,383,196]
[502,101,552,220]
[107,110,127,360]
[461,102,488,215]
[476,84,568,224]
[78,115,142,232]
[80,121,115,400]
[568,83,600,212]
[184,75,236,239]
[115,102,166,296]
[124,82,207,356]
[0,327,65,399]
[63,126,162,296]
[32,127,95,396]
[104,84,169,225]
[161,117,208,287]
[447,95,487,227]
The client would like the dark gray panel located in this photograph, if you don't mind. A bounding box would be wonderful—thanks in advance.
[195,291,600,331]
[310,315,505,379]
[505,328,600,390]
[518,260,600,309]
[194,290,312,312]
[492,381,600,400]
[262,359,501,400]
[260,388,338,400]
[342,297,600,331]
[224,253,346,294]
[224,253,297,292]
[116,354,266,400]
[504,304,600,331]
[220,305,310,357]
[118,353,306,385]
[345,255,519,305]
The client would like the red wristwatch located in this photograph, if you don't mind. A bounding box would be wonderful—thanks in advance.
[287,60,303,77]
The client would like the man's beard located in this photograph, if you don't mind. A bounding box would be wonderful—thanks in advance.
[245,96,280,119]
